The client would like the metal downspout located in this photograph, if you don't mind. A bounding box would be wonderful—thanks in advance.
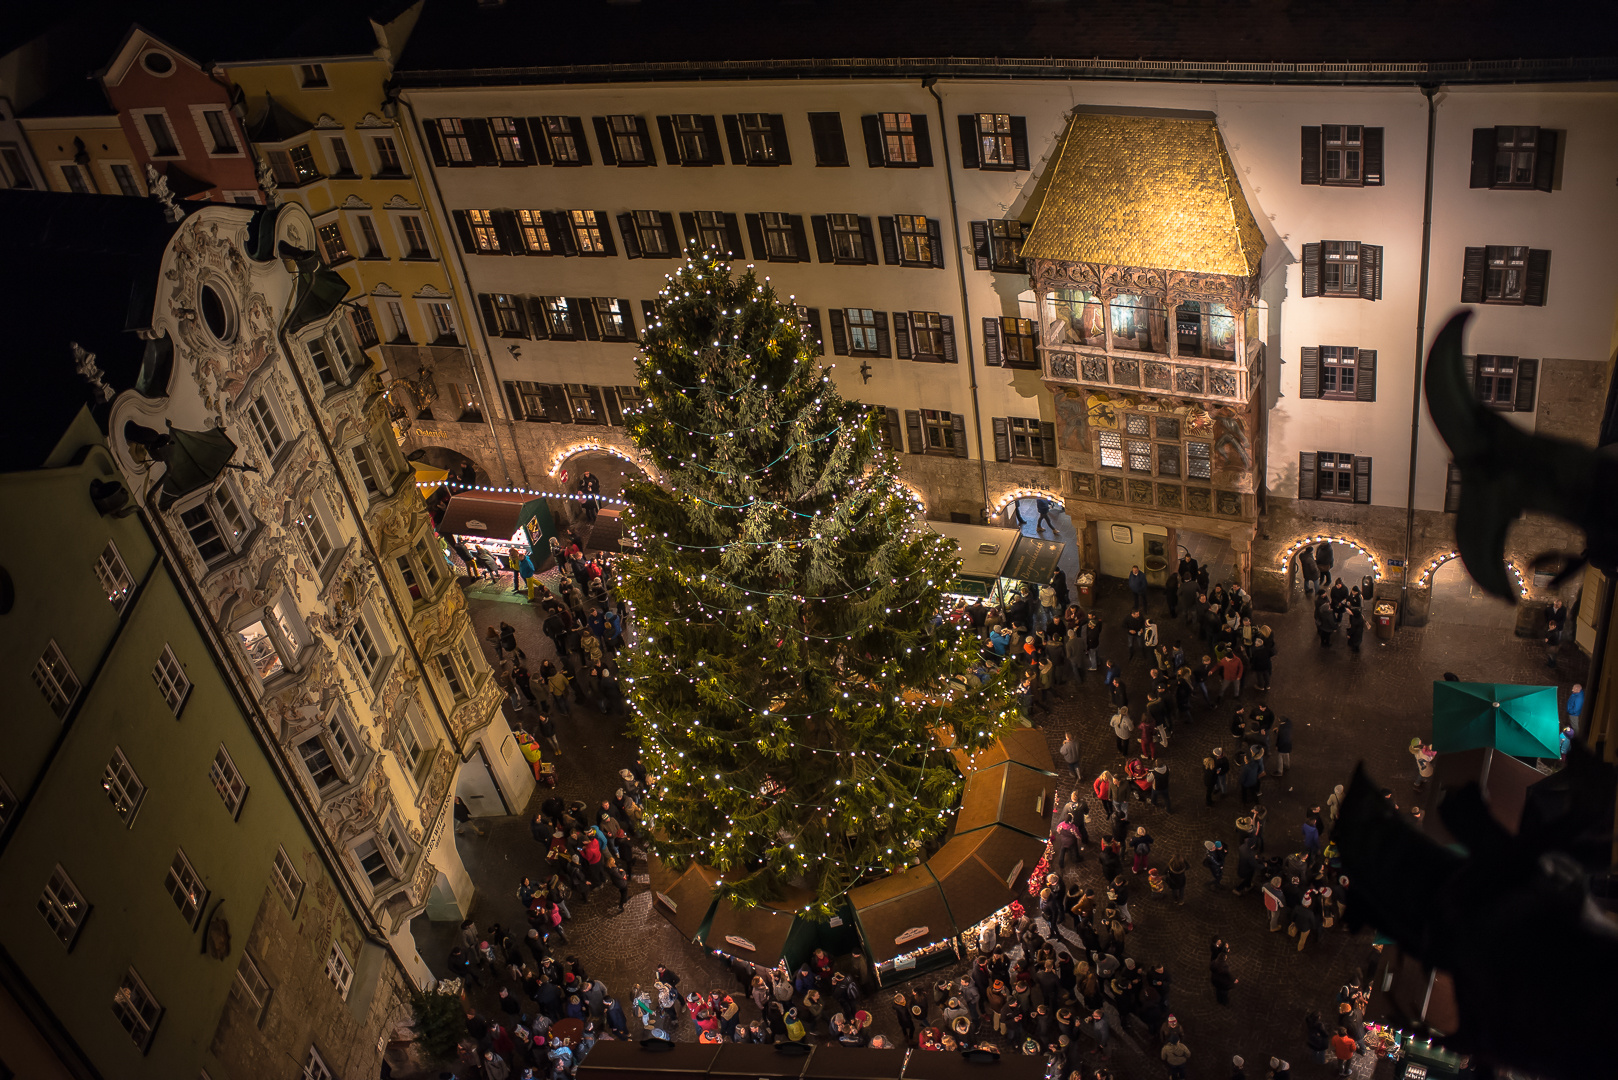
[1402,85,1440,618]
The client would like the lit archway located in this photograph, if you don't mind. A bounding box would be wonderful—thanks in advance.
[547,441,659,484]
[1412,550,1531,599]
[989,487,1065,517]
[1277,533,1385,582]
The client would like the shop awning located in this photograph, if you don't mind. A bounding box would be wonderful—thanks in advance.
[955,760,1055,840]
[927,825,1049,935]
[439,490,547,541]
[412,462,450,486]
[647,856,722,942]
[700,885,817,970]
[952,727,1056,776]
[928,521,1066,587]
[846,863,953,967]
[1431,681,1560,758]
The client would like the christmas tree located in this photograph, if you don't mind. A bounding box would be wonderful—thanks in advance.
[619,250,1017,913]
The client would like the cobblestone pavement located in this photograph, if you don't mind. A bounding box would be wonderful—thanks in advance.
[408,549,1580,1079]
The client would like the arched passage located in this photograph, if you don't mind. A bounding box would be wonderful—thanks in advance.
[408,446,488,486]
[549,447,653,501]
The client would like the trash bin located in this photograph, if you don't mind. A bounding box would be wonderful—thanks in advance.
[1077,571,1095,608]
[1373,599,1399,640]
[1144,555,1169,588]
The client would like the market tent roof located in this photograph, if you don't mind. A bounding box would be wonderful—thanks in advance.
[955,760,1055,839]
[575,1038,720,1077]
[1431,681,1560,758]
[708,1041,813,1078]
[412,462,450,485]
[926,521,1020,580]
[801,1043,907,1079]
[647,856,723,941]
[700,885,817,970]
[927,825,1049,934]
[1020,113,1265,277]
[952,728,1056,776]
[846,864,954,967]
[902,1050,1052,1078]
[438,490,547,540]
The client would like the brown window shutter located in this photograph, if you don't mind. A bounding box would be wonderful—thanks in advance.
[659,212,681,256]
[1355,349,1376,402]
[1301,243,1321,296]
[422,119,448,167]
[1352,456,1372,504]
[722,115,745,164]
[1534,130,1557,192]
[885,407,905,452]
[1359,245,1381,300]
[810,215,833,262]
[982,317,1002,365]
[511,299,531,339]
[1040,422,1058,466]
[904,409,924,454]
[504,381,524,419]
[912,113,933,167]
[576,298,600,340]
[722,213,744,259]
[958,115,979,169]
[526,298,550,339]
[858,216,878,264]
[1524,249,1551,306]
[697,116,721,164]
[808,112,847,166]
[969,221,991,270]
[940,315,956,362]
[492,210,523,254]
[893,312,912,359]
[593,211,617,256]
[1444,464,1463,514]
[526,118,552,165]
[510,119,537,165]
[878,216,900,265]
[1299,347,1320,398]
[656,116,681,164]
[873,311,891,357]
[1363,128,1384,185]
[788,215,809,261]
[566,118,592,166]
[951,413,968,457]
[619,300,637,341]
[1470,128,1495,188]
[582,385,606,423]
[928,219,945,269]
[861,115,884,167]
[477,293,499,335]
[541,384,572,424]
[1300,127,1321,185]
[1010,116,1029,170]
[465,118,497,166]
[804,308,822,354]
[602,387,624,426]
[1513,358,1539,413]
[767,115,791,165]
[745,213,767,260]
[1298,452,1318,500]
[678,212,698,250]
[992,417,1011,461]
[1461,355,1476,398]
[542,211,575,256]
[828,308,848,355]
[613,211,642,257]
[632,117,656,165]
[452,210,476,253]
[591,117,617,166]
[1460,247,1486,303]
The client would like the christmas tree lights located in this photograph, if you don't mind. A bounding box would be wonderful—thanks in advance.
[619,250,1016,914]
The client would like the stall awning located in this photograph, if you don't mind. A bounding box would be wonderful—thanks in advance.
[927,825,1049,934]
[952,727,1056,776]
[956,760,1055,840]
[1004,534,1065,585]
[439,490,546,541]
[928,521,1066,587]
[846,864,953,967]
[700,886,816,970]
[647,856,722,942]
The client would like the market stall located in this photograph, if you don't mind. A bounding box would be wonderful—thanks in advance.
[801,1044,907,1080]
[435,488,558,561]
[647,855,723,942]
[576,1040,720,1079]
[901,1050,1051,1078]
[708,1042,813,1079]
[955,760,1057,841]
[701,885,818,975]
[929,521,1066,604]
[925,825,1049,935]
[846,863,958,986]
[951,727,1053,776]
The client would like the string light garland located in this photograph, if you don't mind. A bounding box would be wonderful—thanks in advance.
[416,480,631,507]
[1278,534,1384,581]
[990,489,1067,516]
[1412,550,1532,599]
[545,441,658,480]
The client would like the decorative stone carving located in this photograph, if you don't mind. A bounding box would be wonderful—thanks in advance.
[1166,269,1258,310]
[1217,490,1243,516]
[1128,479,1154,505]
[1210,369,1239,397]
[1098,476,1125,502]
[314,114,343,130]
[1113,359,1140,387]
[1144,362,1172,391]
[322,758,391,842]
[1174,366,1205,395]
[1186,487,1213,514]
[1157,483,1182,510]
[1079,355,1108,382]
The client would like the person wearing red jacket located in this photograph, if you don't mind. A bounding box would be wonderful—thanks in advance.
[1330,1028,1359,1076]
[1214,652,1244,699]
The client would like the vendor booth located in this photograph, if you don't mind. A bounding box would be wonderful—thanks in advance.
[701,885,818,975]
[801,1044,907,1080]
[436,489,558,559]
[951,727,1053,776]
[708,1042,813,1079]
[847,864,958,986]
[576,1041,720,1079]
[955,760,1056,840]
[648,856,723,942]
[929,522,1066,604]
[1431,680,1560,758]
[926,825,1050,934]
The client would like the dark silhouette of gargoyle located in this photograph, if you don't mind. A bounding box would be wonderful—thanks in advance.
[1425,310,1618,599]
[1336,762,1618,1080]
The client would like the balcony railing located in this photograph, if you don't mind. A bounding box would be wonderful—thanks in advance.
[1042,336,1262,404]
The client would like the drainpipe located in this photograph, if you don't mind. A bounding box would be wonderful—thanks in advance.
[1402,85,1440,619]
[390,90,520,486]
[924,76,991,519]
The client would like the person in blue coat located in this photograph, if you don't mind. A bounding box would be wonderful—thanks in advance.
[1127,565,1148,611]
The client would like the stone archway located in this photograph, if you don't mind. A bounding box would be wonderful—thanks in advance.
[550,447,652,501]
[407,446,488,486]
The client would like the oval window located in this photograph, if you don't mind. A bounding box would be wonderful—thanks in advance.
[199,284,232,342]
[142,52,174,75]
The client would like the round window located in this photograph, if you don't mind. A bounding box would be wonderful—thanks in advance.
[142,51,174,75]
[198,283,234,343]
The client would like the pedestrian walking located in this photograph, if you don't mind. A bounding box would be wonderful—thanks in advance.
[1085,616,1103,671]
[1290,896,1318,952]
[1166,854,1187,904]
[1273,716,1292,777]
[1111,708,1135,756]
[1060,732,1083,777]
[1568,683,1586,736]
[1130,827,1153,874]
[1035,497,1058,533]
[1346,608,1366,653]
[1202,840,1226,886]
[1331,1028,1357,1075]
[1315,599,1338,648]
[1128,565,1148,611]
[1315,541,1334,580]
[1209,941,1236,1006]
[1299,546,1319,599]
[1544,619,1563,668]
[1150,762,1174,813]
[1162,1038,1192,1080]
[1262,877,1286,931]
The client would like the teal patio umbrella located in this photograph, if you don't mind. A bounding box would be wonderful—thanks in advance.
[1430,681,1560,758]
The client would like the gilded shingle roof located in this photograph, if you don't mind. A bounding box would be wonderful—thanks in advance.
[1020,113,1265,278]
